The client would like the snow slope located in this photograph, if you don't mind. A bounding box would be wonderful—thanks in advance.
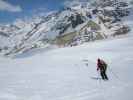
[0,33,133,100]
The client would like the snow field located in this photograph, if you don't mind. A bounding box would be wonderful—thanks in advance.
[0,35,133,100]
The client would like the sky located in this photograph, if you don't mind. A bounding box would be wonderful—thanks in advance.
[0,0,68,24]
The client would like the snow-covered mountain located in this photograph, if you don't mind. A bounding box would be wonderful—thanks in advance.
[0,0,132,56]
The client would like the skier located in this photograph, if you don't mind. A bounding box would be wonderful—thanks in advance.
[97,58,108,80]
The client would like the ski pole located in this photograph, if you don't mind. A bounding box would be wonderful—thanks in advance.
[108,66,120,80]
[97,70,102,83]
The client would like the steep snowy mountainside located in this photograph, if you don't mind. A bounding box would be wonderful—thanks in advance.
[122,6,133,33]
[0,0,132,56]
[0,7,88,55]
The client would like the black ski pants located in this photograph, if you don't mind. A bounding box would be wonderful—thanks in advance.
[100,70,108,80]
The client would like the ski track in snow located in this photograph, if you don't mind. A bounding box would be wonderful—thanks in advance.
[0,35,133,100]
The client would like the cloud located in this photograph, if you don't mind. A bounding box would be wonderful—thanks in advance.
[63,0,91,8]
[63,0,80,7]
[0,0,22,12]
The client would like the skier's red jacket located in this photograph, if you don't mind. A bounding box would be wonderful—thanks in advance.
[97,59,107,71]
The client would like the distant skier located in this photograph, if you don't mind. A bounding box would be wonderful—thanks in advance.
[97,58,108,80]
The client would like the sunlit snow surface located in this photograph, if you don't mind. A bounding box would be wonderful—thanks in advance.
[0,34,133,100]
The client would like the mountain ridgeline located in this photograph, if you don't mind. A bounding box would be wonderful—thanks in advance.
[0,0,132,56]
